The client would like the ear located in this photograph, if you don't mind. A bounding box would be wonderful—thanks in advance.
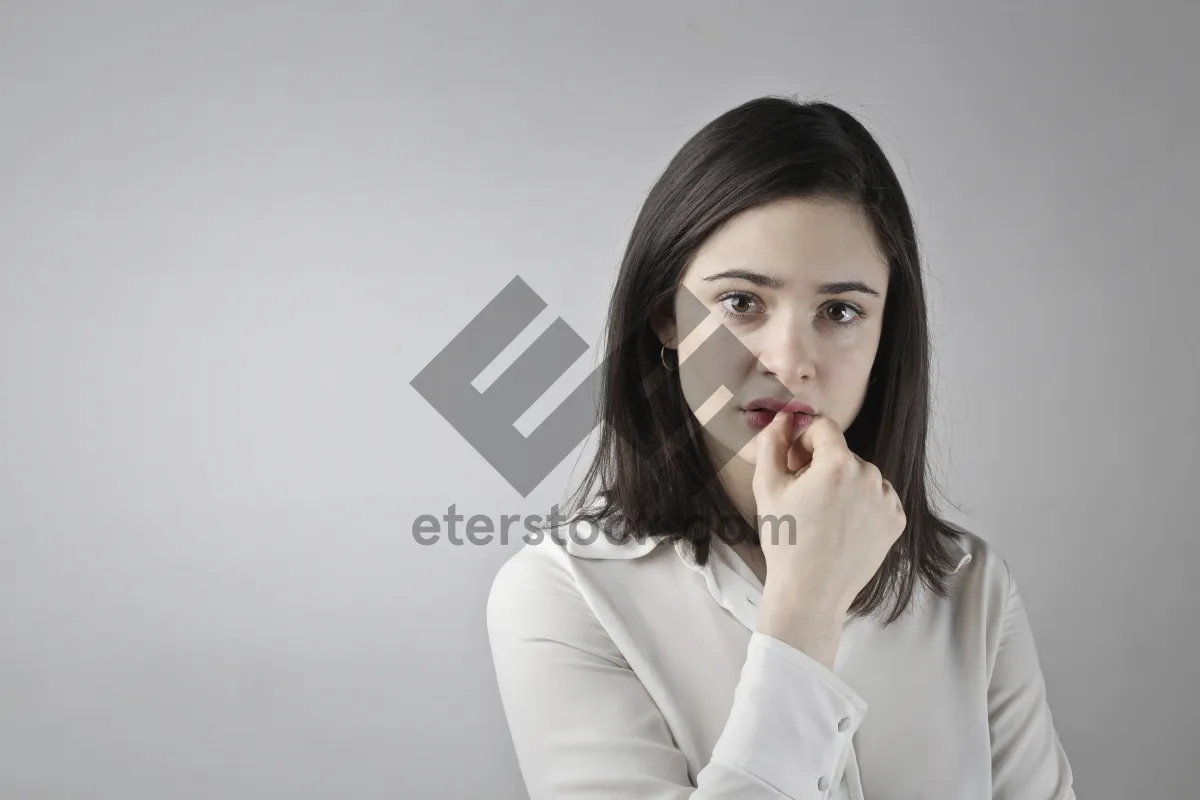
[649,301,678,349]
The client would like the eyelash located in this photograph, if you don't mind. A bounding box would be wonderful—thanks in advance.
[716,291,868,327]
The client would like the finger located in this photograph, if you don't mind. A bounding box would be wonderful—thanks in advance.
[753,410,793,496]
[882,478,902,507]
[786,427,814,472]
[794,415,848,468]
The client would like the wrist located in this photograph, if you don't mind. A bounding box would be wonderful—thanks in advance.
[756,586,847,670]
[761,566,848,618]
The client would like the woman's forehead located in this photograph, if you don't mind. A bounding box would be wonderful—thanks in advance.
[684,198,888,285]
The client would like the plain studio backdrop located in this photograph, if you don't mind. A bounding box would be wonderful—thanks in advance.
[1,1,1197,798]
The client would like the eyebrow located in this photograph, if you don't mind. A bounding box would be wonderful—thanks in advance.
[701,268,882,298]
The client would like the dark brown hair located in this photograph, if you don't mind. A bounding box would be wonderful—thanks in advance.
[562,95,966,624]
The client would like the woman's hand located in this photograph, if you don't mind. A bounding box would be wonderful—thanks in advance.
[750,412,907,667]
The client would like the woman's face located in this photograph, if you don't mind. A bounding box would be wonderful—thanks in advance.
[654,196,890,467]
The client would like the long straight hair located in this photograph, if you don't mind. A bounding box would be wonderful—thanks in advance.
[562,96,965,624]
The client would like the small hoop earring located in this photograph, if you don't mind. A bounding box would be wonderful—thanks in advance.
[660,344,677,371]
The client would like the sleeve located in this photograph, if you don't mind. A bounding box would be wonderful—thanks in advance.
[987,562,1077,799]
[485,548,868,800]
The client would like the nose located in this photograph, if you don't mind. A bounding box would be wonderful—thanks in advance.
[754,317,815,386]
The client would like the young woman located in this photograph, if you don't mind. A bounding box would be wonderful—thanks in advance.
[486,96,1076,799]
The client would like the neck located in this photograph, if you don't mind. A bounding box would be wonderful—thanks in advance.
[713,453,769,586]
[716,455,758,525]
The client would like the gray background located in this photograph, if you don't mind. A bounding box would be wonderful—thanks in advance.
[2,1,1196,798]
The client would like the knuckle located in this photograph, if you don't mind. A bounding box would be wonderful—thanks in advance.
[833,452,857,471]
[827,460,853,480]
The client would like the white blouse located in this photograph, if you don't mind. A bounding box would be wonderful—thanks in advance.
[486,520,1076,799]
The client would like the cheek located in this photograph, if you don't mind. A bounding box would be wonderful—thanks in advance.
[826,345,876,382]
[826,323,881,370]
[822,349,880,424]
[677,327,757,412]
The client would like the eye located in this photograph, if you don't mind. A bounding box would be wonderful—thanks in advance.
[824,301,866,326]
[717,291,762,318]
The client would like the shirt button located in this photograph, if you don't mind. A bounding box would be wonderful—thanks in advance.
[817,776,830,791]
[837,717,850,732]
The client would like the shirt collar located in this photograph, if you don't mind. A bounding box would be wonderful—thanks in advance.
[563,524,973,573]
[565,526,972,633]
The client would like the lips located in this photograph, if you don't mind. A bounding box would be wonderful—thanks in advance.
[742,397,816,415]
[741,397,817,431]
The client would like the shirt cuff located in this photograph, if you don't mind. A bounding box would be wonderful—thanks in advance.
[709,632,868,799]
